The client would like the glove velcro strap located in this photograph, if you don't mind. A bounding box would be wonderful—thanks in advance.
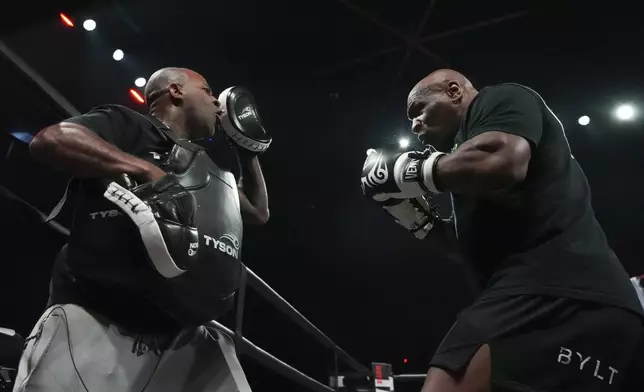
[421,152,446,194]
[398,154,431,194]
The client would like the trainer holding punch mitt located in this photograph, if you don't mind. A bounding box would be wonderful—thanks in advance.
[16,67,270,392]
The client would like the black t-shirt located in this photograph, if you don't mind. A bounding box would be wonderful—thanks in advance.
[452,84,643,315]
[49,104,241,333]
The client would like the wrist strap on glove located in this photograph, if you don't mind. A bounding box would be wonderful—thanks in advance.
[404,150,446,194]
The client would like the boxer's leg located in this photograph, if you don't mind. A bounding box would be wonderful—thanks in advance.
[13,304,162,392]
[146,325,252,391]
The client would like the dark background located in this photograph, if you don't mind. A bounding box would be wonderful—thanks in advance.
[1,0,643,391]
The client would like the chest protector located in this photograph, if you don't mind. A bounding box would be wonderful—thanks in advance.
[50,117,244,325]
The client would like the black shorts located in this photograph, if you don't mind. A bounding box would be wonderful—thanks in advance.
[430,295,644,391]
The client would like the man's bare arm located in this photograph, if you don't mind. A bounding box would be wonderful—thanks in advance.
[30,122,165,182]
[435,131,532,195]
[237,156,269,225]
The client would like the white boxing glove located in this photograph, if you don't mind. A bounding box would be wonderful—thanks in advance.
[361,148,444,239]
[361,148,445,202]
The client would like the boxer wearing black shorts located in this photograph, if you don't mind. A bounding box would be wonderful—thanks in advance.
[361,69,644,391]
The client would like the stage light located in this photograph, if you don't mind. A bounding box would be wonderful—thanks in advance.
[135,77,146,87]
[82,19,96,31]
[398,137,410,148]
[59,13,74,27]
[614,104,636,121]
[578,115,590,126]
[129,89,144,104]
[113,49,124,61]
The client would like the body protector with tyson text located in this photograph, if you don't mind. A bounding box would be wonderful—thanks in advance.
[108,119,244,324]
[47,109,244,325]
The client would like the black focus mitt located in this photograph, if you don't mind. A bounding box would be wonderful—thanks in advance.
[218,86,272,155]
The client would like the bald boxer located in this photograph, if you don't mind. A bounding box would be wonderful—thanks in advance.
[362,69,644,391]
[15,68,268,391]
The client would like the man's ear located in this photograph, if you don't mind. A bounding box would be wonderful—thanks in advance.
[447,81,463,103]
[168,83,183,100]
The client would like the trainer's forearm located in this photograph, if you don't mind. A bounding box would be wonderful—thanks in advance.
[30,122,154,180]
[239,156,269,224]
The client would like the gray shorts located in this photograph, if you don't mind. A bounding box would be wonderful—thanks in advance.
[12,304,252,392]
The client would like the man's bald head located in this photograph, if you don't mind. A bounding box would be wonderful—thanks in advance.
[144,67,220,140]
[408,69,474,106]
[144,67,191,108]
[406,69,478,151]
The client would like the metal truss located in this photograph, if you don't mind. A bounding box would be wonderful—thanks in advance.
[315,1,529,78]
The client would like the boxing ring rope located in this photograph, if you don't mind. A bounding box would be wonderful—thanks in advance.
[393,374,426,381]
[0,38,371,391]
[245,268,372,376]
[207,319,335,392]
[0,40,80,117]
[0,184,70,237]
